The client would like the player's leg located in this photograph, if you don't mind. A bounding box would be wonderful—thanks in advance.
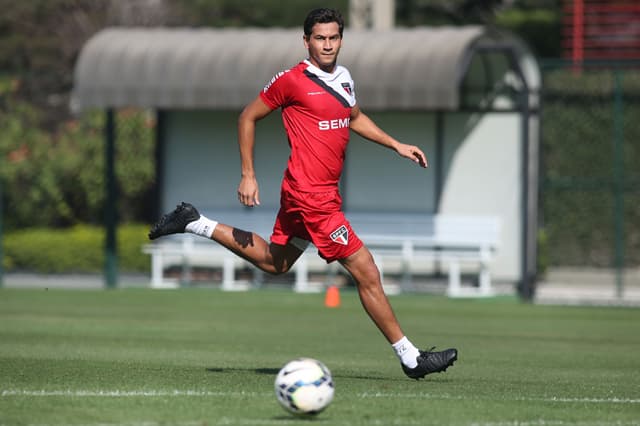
[340,245,458,379]
[338,246,404,343]
[210,223,303,274]
[297,201,456,378]
[148,202,304,275]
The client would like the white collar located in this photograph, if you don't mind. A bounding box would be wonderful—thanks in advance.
[303,59,340,77]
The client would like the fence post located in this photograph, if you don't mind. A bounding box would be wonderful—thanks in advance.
[0,176,3,288]
[105,109,118,289]
[612,70,625,298]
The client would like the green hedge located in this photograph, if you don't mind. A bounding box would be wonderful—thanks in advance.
[3,224,151,273]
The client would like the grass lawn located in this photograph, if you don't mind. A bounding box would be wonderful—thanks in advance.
[0,287,638,425]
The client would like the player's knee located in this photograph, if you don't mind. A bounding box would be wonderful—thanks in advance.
[266,259,294,275]
[361,266,382,287]
[270,265,291,275]
[340,248,380,282]
[350,261,382,288]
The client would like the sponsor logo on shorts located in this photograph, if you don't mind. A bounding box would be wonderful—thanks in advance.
[330,225,349,245]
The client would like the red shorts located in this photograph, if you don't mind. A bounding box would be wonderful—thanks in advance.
[270,180,363,263]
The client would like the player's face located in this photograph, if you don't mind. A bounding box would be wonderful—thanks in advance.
[304,22,342,73]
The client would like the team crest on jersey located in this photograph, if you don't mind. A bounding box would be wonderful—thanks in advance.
[341,82,352,95]
[330,225,349,245]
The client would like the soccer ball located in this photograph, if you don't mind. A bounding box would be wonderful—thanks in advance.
[274,358,334,416]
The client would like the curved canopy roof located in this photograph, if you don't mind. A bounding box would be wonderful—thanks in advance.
[71,26,537,112]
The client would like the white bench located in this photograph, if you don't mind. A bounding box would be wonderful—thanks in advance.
[143,208,261,289]
[143,236,248,290]
[143,235,340,292]
[350,213,501,297]
[142,211,500,297]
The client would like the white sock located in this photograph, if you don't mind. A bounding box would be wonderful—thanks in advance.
[185,215,218,238]
[392,336,420,369]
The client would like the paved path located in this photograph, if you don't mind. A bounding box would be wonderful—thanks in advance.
[3,268,640,306]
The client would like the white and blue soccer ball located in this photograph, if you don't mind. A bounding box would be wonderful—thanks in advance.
[274,358,334,416]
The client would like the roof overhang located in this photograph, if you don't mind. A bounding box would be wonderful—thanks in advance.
[71,26,538,112]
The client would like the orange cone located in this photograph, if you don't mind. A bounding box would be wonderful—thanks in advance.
[325,285,341,308]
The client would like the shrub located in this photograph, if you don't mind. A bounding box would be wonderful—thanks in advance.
[3,224,151,273]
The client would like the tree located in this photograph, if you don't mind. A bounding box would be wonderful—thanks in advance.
[396,0,561,58]
[0,0,185,129]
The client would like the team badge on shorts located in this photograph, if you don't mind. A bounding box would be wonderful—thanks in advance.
[330,225,349,245]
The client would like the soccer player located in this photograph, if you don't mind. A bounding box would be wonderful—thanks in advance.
[149,8,457,379]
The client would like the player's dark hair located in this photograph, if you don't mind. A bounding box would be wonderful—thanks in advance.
[303,8,344,38]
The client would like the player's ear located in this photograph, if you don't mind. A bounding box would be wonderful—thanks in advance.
[303,34,309,48]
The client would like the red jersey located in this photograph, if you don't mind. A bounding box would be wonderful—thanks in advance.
[260,60,356,192]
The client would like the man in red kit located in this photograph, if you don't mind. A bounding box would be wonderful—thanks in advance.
[149,8,457,379]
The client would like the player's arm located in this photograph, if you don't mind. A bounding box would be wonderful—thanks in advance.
[237,95,274,206]
[349,104,427,168]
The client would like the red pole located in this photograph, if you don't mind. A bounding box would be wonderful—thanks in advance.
[572,0,584,72]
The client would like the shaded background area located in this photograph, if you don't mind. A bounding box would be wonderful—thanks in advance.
[1,0,640,304]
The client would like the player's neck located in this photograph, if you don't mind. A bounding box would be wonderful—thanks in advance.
[319,63,336,73]
[307,58,337,74]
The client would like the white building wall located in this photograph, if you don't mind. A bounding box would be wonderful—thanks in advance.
[344,112,437,212]
[438,112,522,281]
[163,110,287,217]
[161,109,523,283]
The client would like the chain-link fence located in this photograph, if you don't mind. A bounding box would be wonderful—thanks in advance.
[539,60,640,300]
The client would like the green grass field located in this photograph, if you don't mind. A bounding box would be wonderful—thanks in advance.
[1,287,638,425]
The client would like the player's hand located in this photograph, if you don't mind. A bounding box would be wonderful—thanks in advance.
[397,143,428,168]
[237,176,260,207]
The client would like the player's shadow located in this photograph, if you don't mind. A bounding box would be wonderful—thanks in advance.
[205,367,398,381]
[271,414,331,421]
[271,416,329,422]
[206,367,279,375]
